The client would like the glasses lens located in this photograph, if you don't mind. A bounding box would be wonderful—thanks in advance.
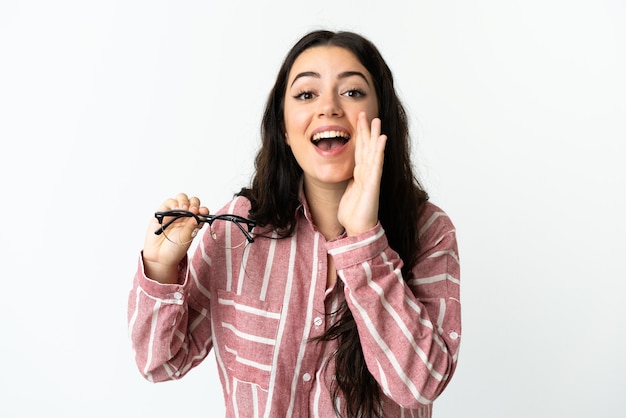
[159,213,194,245]
[209,218,251,249]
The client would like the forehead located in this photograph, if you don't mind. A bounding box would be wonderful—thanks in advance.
[287,46,372,83]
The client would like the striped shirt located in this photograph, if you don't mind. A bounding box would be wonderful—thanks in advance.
[128,196,461,417]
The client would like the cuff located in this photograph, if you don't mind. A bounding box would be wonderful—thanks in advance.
[136,252,189,299]
[326,222,388,269]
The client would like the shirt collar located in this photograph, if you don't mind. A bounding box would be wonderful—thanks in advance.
[296,182,315,227]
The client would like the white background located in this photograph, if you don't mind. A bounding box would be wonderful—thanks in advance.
[1,1,625,417]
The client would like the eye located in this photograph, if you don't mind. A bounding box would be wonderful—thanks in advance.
[294,90,316,101]
[342,88,366,98]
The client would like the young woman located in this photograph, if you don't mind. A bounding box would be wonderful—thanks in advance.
[128,30,461,418]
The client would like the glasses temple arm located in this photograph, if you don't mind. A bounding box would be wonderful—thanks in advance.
[153,212,202,236]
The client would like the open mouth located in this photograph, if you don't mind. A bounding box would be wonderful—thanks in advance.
[311,130,351,151]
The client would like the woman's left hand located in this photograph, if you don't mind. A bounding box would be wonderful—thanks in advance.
[338,112,388,236]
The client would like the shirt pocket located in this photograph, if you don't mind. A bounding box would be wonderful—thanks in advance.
[216,289,282,391]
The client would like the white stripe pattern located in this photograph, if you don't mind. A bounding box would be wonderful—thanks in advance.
[286,232,320,418]
[263,232,298,418]
[343,270,435,405]
[218,297,281,319]
[409,273,460,286]
[221,322,276,345]
[360,262,444,382]
[225,345,272,372]
[128,199,459,418]
[326,227,385,256]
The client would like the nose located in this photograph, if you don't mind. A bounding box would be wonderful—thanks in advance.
[317,93,343,118]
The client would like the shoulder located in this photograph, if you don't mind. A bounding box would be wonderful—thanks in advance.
[418,201,457,247]
[215,195,253,217]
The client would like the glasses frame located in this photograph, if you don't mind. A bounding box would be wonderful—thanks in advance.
[154,209,257,245]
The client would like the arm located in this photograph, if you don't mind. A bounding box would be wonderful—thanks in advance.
[327,205,460,409]
[127,193,213,382]
[127,254,214,383]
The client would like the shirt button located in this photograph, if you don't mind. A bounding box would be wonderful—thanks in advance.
[449,331,459,340]
[173,292,183,300]
[302,373,312,382]
[314,317,323,327]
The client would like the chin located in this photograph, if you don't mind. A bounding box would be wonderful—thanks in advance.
[314,173,353,186]
[303,163,355,186]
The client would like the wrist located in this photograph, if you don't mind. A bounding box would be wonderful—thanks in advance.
[344,221,378,237]
[142,257,180,284]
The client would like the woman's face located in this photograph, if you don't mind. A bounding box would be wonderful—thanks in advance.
[283,45,379,189]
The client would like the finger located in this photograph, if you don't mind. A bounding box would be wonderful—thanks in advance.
[181,216,202,241]
[159,215,201,246]
[357,115,385,165]
[188,196,201,212]
[370,117,382,141]
[356,112,370,161]
[159,197,179,212]
[188,196,210,217]
[374,133,388,168]
[175,192,191,209]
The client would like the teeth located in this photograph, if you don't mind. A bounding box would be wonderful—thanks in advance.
[312,131,350,142]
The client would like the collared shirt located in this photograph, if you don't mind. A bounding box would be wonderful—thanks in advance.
[128,196,461,418]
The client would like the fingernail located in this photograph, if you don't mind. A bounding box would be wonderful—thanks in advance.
[191,229,199,238]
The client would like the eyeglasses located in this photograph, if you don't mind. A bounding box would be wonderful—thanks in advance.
[154,209,256,248]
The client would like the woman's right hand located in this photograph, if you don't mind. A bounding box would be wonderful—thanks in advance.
[142,193,209,284]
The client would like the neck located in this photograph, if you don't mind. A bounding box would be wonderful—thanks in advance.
[303,178,347,240]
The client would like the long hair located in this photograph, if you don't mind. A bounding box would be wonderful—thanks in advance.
[238,30,429,417]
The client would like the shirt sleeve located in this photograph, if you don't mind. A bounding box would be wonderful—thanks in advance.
[127,252,213,383]
[326,204,461,409]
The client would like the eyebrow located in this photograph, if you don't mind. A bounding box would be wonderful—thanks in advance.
[290,70,370,87]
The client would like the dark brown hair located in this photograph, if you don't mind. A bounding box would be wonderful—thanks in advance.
[238,30,428,417]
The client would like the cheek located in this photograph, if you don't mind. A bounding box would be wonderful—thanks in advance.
[352,102,379,123]
[282,113,293,145]
[364,93,380,119]
[368,101,380,119]
[283,111,308,140]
